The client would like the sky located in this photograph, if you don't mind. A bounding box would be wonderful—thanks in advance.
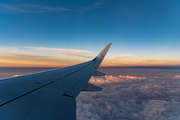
[0,0,180,67]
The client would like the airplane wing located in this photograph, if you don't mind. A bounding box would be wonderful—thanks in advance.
[0,43,111,120]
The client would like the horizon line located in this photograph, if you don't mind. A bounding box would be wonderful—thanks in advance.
[1,66,180,69]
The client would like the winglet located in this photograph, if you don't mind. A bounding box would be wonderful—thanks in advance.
[93,43,112,68]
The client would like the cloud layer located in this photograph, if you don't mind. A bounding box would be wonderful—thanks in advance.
[77,68,180,120]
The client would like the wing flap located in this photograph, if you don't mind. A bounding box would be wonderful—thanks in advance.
[82,83,102,91]
[93,71,105,76]
[0,89,40,120]
[23,86,65,120]
[0,86,65,120]
[64,71,94,98]
[56,96,76,120]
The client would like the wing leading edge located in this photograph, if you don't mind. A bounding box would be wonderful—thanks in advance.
[0,43,112,120]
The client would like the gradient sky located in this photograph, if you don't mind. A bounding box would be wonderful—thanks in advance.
[0,0,180,67]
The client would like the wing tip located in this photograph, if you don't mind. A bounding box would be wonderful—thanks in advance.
[93,43,112,68]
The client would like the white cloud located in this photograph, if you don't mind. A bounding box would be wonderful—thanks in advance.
[12,74,21,77]
[77,69,180,120]
[0,46,18,51]
[81,1,104,11]
[23,46,91,54]
[0,3,76,14]
[172,75,180,79]
[0,1,104,14]
[144,58,180,62]
[23,46,92,58]
[0,46,92,59]
[89,75,146,86]
[112,55,135,58]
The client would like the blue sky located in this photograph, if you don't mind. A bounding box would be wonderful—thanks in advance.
[0,0,180,67]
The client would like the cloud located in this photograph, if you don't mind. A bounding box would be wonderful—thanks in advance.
[0,3,76,14]
[0,47,19,51]
[89,75,146,86]
[63,54,92,58]
[101,55,135,66]
[112,55,135,58]
[80,1,104,11]
[0,1,105,14]
[12,74,21,77]
[144,58,180,62]
[0,46,92,57]
[102,56,180,67]
[23,46,91,54]
[0,46,93,67]
[77,68,180,120]
[23,46,92,58]
[172,75,180,79]
[0,50,76,67]
[1,46,180,67]
[0,45,93,67]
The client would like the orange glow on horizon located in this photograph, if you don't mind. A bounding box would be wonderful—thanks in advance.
[1,49,180,67]
[1,58,180,68]
[0,59,70,67]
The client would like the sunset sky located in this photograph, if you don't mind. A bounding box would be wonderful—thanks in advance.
[0,0,180,67]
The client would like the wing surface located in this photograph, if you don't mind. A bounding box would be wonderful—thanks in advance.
[0,43,111,120]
